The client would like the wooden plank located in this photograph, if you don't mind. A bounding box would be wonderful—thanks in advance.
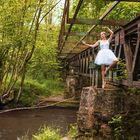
[120,30,125,44]
[124,16,140,31]
[81,52,83,73]
[108,80,140,88]
[67,18,127,26]
[123,34,133,85]
[78,54,81,73]
[88,49,91,74]
[64,31,99,36]
[115,32,120,46]
[118,45,122,59]
[132,25,140,73]
[85,51,88,74]
[84,51,86,73]
[132,23,140,80]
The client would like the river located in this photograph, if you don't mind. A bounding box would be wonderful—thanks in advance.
[0,107,77,140]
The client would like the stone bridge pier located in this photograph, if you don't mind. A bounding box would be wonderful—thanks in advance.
[77,86,140,139]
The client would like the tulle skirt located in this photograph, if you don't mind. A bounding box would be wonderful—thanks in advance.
[95,49,117,65]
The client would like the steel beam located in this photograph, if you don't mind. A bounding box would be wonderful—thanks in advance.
[60,0,84,53]
[67,18,127,26]
[67,1,120,56]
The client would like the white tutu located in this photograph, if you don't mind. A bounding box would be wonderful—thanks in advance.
[95,49,117,65]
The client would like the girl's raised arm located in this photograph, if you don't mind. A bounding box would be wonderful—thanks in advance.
[106,27,114,43]
[82,40,99,48]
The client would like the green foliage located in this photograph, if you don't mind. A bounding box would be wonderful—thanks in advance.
[21,124,78,140]
[27,24,61,80]
[69,1,140,43]
[20,126,61,140]
[127,88,140,95]
[18,78,63,107]
[115,59,128,80]
[18,79,50,106]
[69,0,108,35]
[32,126,61,140]
[100,2,140,21]
[109,115,123,137]
[0,0,63,103]
[71,0,108,19]
[67,123,78,138]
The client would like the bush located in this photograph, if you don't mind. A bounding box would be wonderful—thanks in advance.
[32,126,61,140]
[18,78,64,107]
[20,126,61,140]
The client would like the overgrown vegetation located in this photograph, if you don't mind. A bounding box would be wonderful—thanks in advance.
[108,115,123,138]
[67,123,79,139]
[20,123,79,140]
[20,126,61,140]
[18,79,63,107]
[115,59,128,80]
[0,0,63,106]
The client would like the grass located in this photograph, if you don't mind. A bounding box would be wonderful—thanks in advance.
[17,78,64,107]
[20,126,61,140]
[20,124,78,140]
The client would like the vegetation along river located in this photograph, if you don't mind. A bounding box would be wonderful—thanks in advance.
[0,107,77,140]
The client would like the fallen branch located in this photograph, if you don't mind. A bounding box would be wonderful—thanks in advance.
[0,98,78,114]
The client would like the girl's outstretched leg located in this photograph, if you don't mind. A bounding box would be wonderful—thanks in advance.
[105,59,118,76]
[101,65,105,88]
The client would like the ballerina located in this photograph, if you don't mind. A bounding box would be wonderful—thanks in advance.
[82,27,118,88]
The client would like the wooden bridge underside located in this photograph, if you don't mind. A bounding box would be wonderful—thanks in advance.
[58,0,140,88]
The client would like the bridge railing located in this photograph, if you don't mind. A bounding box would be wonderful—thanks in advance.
[68,16,140,88]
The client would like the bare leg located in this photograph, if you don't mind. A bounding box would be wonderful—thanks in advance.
[101,65,105,88]
[105,59,118,75]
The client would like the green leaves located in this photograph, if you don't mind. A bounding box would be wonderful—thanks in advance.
[32,126,61,140]
[0,0,62,103]
[100,2,140,21]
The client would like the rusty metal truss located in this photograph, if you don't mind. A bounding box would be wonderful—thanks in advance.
[58,0,140,88]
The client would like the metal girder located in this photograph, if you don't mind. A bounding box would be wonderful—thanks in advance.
[58,0,68,49]
[64,31,99,36]
[67,18,127,26]
[67,1,120,56]
[60,0,84,53]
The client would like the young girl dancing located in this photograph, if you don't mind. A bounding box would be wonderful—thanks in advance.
[82,27,118,88]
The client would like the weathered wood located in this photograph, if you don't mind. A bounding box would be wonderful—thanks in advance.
[79,54,82,73]
[81,53,84,73]
[85,52,88,74]
[58,0,68,49]
[67,18,127,26]
[88,49,91,74]
[132,23,140,73]
[118,45,122,59]
[84,51,86,73]
[123,35,133,85]
[115,32,120,46]
[61,0,84,52]
[120,30,125,44]
[64,31,99,36]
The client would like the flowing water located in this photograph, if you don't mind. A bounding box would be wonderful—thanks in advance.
[0,107,77,140]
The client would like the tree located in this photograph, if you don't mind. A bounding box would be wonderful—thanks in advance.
[0,0,62,104]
